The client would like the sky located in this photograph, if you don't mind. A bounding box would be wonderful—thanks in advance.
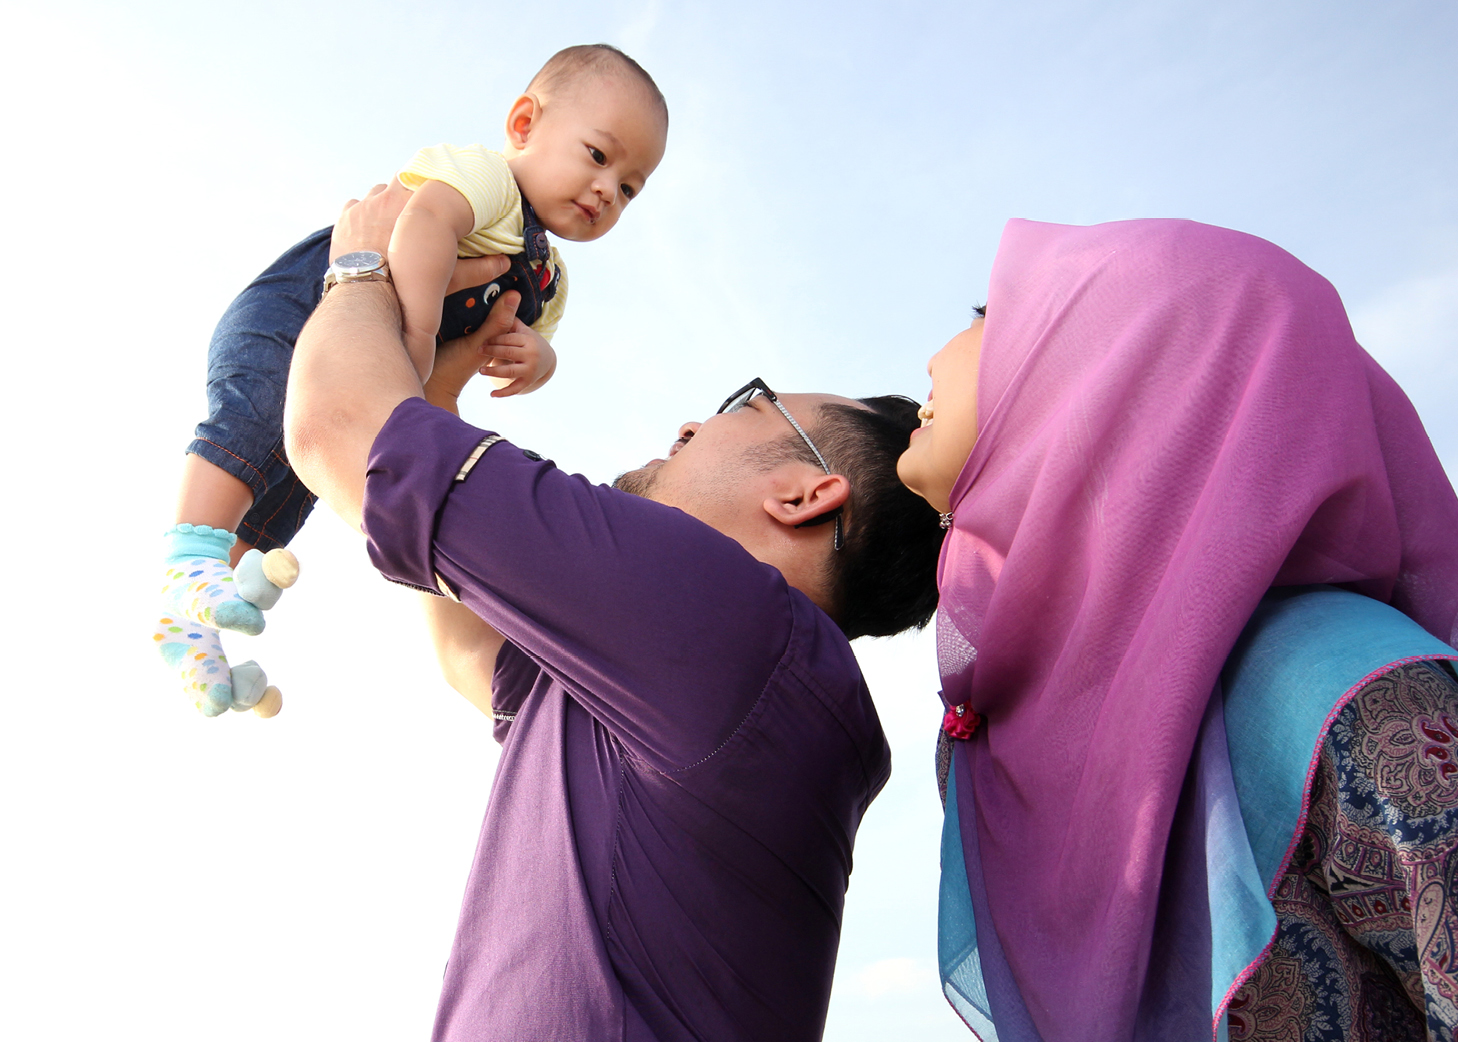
[1,1,1455,1038]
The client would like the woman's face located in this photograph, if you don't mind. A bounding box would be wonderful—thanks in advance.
[897,318,984,514]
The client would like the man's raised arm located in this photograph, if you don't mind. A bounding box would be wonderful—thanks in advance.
[285,280,420,531]
[284,184,511,531]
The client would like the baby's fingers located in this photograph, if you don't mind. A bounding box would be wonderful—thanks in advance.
[483,335,532,361]
[479,358,531,379]
[489,376,533,398]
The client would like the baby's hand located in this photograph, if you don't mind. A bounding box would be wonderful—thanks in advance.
[425,290,521,411]
[483,320,557,397]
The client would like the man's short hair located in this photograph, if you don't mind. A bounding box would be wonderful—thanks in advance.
[527,44,669,128]
[762,397,944,640]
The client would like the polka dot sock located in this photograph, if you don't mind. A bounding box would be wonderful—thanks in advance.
[160,524,265,636]
[153,614,234,716]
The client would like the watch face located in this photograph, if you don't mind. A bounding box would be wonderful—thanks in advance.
[334,251,383,275]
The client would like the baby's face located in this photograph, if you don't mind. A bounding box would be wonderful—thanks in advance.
[508,77,667,242]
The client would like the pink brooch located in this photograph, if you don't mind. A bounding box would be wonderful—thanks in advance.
[943,702,981,740]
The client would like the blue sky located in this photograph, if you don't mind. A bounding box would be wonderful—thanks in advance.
[2,2,1454,1039]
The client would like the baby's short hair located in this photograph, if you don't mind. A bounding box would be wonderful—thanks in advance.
[527,44,668,127]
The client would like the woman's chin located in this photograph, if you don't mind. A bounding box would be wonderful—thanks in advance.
[897,451,951,515]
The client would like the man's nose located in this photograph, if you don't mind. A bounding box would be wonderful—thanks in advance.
[668,422,699,457]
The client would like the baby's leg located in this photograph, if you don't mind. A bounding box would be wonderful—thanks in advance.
[176,452,255,562]
[152,614,235,717]
[167,228,331,620]
[152,615,282,718]
[160,524,265,635]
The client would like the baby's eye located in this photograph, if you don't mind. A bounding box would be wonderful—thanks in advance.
[587,146,606,165]
[620,183,637,201]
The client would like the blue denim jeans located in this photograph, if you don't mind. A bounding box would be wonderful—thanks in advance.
[189,227,332,551]
[190,213,559,551]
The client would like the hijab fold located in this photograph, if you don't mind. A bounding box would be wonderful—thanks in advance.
[937,219,1458,1041]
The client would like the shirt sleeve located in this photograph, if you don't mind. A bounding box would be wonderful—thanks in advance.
[362,398,795,770]
[529,247,568,342]
[489,640,542,744]
[398,144,518,236]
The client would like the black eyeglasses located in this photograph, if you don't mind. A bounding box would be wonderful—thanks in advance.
[717,378,844,551]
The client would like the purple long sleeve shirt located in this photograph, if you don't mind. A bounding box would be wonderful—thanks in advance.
[361,398,891,1042]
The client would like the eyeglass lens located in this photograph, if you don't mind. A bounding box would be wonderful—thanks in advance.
[722,388,760,413]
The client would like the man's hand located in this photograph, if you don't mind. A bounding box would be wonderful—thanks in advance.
[331,181,409,260]
[330,181,511,290]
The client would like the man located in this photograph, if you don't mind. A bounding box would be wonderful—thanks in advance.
[285,185,945,1041]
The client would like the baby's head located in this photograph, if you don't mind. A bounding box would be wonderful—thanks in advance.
[503,45,669,243]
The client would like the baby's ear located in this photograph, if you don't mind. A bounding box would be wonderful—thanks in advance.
[505,93,541,150]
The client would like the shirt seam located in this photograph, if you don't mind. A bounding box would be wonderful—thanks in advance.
[780,606,885,796]
[655,589,799,777]
[604,754,630,948]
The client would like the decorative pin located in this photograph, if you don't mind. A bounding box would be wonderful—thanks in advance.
[939,512,954,529]
[942,701,981,740]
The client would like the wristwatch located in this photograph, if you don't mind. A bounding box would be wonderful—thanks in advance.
[322,250,391,296]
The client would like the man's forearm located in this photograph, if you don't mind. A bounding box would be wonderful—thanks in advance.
[284,282,423,531]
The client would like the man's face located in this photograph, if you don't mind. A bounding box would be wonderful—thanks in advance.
[615,391,856,530]
[508,75,667,243]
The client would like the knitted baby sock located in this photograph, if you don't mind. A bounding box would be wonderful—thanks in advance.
[152,614,235,716]
[160,524,265,636]
[152,615,281,718]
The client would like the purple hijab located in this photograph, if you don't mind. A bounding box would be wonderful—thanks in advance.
[938,218,1458,1041]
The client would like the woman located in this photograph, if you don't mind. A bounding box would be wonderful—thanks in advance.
[897,219,1458,1041]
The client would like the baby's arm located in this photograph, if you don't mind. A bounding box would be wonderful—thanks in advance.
[388,178,477,381]
[481,252,566,395]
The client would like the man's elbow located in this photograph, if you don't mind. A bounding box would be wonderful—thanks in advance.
[283,400,339,492]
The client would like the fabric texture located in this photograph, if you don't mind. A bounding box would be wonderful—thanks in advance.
[935,218,1458,1041]
[189,226,329,551]
[397,143,568,340]
[152,614,233,716]
[1231,660,1458,1041]
[158,523,263,635]
[361,397,889,1042]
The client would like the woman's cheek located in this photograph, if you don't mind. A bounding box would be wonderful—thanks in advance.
[897,439,928,495]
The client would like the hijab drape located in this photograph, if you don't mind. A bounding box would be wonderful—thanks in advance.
[938,218,1458,1040]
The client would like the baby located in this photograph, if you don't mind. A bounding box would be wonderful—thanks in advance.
[155,44,668,717]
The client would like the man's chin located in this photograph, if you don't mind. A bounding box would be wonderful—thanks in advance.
[612,467,658,498]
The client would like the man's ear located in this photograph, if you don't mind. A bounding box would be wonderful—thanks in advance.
[504,94,542,150]
[762,472,850,530]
